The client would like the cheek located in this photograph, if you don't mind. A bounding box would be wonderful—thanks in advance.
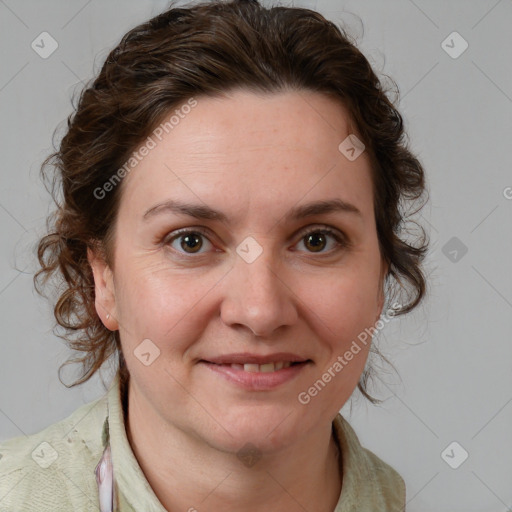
[113,260,219,350]
[298,265,381,347]
[303,274,377,405]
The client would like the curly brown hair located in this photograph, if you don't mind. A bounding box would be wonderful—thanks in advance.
[35,0,429,404]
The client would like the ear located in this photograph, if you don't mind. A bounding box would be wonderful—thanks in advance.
[87,246,119,331]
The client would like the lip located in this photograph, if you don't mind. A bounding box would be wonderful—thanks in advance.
[199,353,312,391]
[202,352,309,365]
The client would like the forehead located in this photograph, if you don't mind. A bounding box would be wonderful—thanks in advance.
[150,89,359,157]
[118,89,374,223]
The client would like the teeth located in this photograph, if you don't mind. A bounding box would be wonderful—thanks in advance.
[230,362,296,373]
[260,363,275,373]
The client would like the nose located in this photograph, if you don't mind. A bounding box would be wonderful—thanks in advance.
[220,249,298,338]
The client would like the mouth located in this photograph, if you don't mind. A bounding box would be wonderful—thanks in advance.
[205,361,305,373]
[200,352,311,370]
[199,353,312,390]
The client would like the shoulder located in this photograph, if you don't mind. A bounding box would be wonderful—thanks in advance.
[333,414,406,509]
[0,392,108,512]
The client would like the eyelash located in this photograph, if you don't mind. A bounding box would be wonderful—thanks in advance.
[163,226,349,257]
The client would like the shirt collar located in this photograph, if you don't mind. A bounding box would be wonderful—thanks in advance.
[105,372,166,511]
[332,414,405,510]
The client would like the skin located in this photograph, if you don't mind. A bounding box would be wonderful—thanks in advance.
[89,89,388,511]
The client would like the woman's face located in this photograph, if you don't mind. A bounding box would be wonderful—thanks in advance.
[92,89,387,454]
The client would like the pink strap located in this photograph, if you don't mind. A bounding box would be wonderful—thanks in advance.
[95,443,115,512]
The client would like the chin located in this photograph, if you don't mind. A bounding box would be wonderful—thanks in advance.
[203,406,305,455]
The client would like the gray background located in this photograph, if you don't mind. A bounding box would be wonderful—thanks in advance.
[1,0,511,510]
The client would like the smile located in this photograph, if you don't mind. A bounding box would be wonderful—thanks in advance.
[199,355,312,391]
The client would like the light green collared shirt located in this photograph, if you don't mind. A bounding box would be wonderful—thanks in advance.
[0,372,405,511]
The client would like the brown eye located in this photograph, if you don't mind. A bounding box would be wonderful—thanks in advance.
[295,227,347,254]
[304,232,327,252]
[166,229,214,255]
[180,233,203,253]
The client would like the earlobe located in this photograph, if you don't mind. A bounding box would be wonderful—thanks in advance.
[87,247,119,331]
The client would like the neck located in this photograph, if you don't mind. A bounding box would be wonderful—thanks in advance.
[125,384,342,512]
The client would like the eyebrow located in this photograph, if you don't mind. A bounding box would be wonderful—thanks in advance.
[142,198,362,224]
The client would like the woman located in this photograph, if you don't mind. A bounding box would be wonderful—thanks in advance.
[0,0,428,510]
